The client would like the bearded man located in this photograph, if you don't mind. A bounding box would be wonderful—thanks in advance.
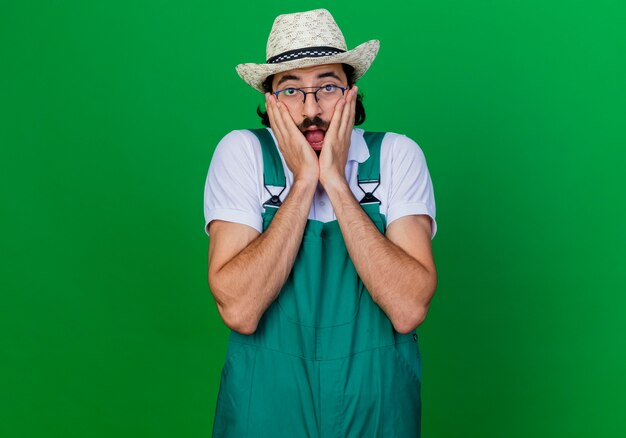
[203,8,438,437]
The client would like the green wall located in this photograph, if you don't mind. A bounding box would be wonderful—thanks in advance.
[1,1,625,436]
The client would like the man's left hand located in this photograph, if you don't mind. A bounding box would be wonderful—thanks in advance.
[319,86,358,188]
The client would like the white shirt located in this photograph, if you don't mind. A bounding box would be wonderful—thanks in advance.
[203,128,437,239]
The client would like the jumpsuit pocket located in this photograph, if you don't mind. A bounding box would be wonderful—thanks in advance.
[393,337,422,386]
[213,342,257,438]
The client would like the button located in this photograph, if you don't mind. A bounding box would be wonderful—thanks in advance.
[319,201,325,207]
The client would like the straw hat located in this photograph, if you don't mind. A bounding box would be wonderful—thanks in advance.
[236,9,380,93]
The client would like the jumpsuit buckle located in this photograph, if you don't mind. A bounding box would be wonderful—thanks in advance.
[357,177,381,205]
[263,179,286,209]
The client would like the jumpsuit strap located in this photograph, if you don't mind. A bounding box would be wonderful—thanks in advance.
[249,128,387,208]
[248,128,286,209]
[358,132,386,205]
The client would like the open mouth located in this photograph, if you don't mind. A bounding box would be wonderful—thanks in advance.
[303,129,326,151]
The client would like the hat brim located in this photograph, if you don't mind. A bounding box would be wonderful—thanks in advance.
[236,39,380,93]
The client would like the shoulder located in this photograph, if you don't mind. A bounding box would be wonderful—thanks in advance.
[211,129,265,165]
[370,131,428,167]
[382,132,425,155]
[204,130,266,236]
[214,129,261,153]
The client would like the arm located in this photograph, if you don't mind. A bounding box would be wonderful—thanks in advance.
[208,179,316,335]
[323,179,437,334]
[207,94,320,335]
[319,86,437,333]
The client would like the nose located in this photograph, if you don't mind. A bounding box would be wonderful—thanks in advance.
[302,92,322,120]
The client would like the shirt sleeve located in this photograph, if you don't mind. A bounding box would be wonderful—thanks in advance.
[203,130,263,236]
[386,134,438,239]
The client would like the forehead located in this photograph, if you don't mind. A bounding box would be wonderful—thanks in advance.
[272,63,346,85]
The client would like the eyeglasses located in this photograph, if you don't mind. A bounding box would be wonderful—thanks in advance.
[274,85,349,105]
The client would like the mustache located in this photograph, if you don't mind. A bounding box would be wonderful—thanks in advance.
[298,116,329,131]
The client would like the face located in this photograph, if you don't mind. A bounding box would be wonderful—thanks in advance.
[271,63,348,151]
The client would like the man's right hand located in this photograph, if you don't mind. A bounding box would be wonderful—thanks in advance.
[265,93,319,186]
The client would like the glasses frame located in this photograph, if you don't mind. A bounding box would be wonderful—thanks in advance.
[273,85,350,105]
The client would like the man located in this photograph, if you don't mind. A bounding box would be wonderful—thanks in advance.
[204,8,437,437]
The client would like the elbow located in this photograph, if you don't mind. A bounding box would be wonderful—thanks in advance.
[215,301,259,335]
[392,275,436,334]
[209,278,259,335]
[392,305,429,334]
[226,318,259,336]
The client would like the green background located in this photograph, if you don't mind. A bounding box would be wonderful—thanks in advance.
[1,0,625,436]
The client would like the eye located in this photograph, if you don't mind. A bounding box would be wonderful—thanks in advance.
[283,88,297,96]
[321,84,338,93]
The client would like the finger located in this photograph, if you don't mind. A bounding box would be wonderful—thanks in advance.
[326,96,346,138]
[265,94,281,139]
[338,87,356,140]
[269,98,292,154]
[276,99,308,145]
[346,86,357,140]
[275,99,297,132]
[337,88,353,136]
[265,93,278,129]
[272,97,309,156]
[267,94,287,144]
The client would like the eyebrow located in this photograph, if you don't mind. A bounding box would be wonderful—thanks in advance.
[276,71,343,88]
[317,72,342,81]
[276,74,300,87]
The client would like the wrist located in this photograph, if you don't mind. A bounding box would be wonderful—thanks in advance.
[292,175,319,192]
[320,172,349,194]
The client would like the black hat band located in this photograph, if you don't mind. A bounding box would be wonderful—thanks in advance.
[266,46,346,64]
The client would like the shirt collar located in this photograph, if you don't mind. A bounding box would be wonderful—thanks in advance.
[348,128,370,163]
